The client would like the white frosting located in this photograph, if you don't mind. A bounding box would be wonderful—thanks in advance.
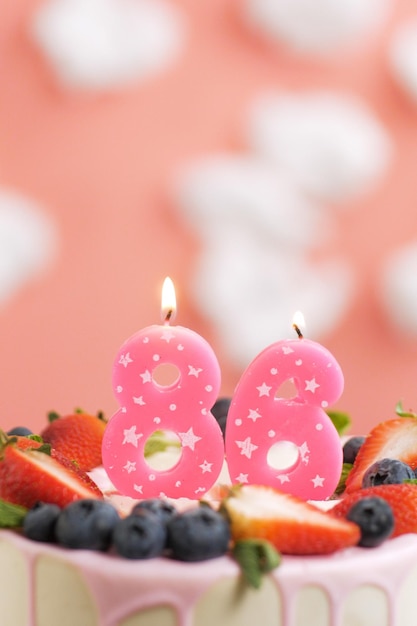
[389,19,417,102]
[243,0,392,56]
[246,91,392,202]
[31,0,186,90]
[0,188,57,306]
[380,241,417,336]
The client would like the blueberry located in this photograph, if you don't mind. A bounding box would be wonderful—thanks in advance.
[113,509,167,559]
[211,397,231,438]
[362,458,415,488]
[7,426,33,437]
[23,502,61,543]
[346,496,394,547]
[167,505,230,562]
[131,498,177,526]
[55,499,120,551]
[342,436,365,464]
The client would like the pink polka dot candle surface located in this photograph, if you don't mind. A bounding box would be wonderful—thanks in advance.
[102,278,224,499]
[225,313,344,500]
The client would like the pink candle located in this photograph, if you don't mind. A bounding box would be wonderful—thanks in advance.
[102,278,224,499]
[225,312,344,500]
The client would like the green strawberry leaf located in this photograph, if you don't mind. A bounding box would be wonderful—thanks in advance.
[0,499,27,528]
[395,401,417,419]
[232,539,281,589]
[27,435,43,443]
[144,430,181,458]
[333,463,353,496]
[47,411,60,423]
[326,410,351,436]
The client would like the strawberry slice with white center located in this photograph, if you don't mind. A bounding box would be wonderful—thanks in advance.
[222,484,360,555]
[0,438,103,508]
[345,418,417,493]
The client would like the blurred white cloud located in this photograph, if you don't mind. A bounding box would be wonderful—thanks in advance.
[31,0,186,90]
[0,189,58,305]
[246,91,392,202]
[243,0,392,56]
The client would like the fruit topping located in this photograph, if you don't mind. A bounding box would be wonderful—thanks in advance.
[167,505,231,562]
[113,509,167,559]
[211,397,231,438]
[55,499,120,551]
[345,497,394,547]
[332,483,417,537]
[0,431,103,508]
[23,502,61,543]
[41,409,106,471]
[345,418,417,493]
[131,498,177,526]
[221,484,360,555]
[362,458,414,488]
[342,436,365,464]
[7,426,33,437]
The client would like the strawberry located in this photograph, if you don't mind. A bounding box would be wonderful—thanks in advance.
[41,410,107,471]
[221,484,360,555]
[0,433,103,508]
[345,418,417,493]
[331,484,417,537]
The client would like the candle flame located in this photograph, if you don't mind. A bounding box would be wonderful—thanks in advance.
[292,310,305,338]
[161,276,177,324]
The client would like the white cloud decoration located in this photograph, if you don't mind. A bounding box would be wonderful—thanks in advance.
[380,241,417,336]
[31,0,186,90]
[243,0,391,56]
[246,91,392,202]
[0,189,58,305]
[175,154,354,365]
[389,19,417,102]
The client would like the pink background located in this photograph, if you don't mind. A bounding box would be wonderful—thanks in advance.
[1,0,417,435]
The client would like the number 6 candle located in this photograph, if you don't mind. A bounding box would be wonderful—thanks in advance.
[102,277,224,499]
[225,312,344,500]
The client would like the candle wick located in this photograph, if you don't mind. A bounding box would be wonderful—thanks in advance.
[164,309,173,325]
[292,323,303,339]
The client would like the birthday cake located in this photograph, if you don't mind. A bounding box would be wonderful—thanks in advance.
[2,404,417,626]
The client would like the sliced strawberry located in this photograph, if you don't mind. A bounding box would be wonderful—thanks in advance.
[41,410,106,471]
[0,437,103,508]
[332,484,417,537]
[345,418,417,493]
[221,484,360,555]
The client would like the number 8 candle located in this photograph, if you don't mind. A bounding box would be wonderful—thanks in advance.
[225,312,344,500]
[102,277,224,499]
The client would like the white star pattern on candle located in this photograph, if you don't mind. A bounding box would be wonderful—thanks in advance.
[133,396,146,405]
[299,441,310,465]
[119,353,133,367]
[305,377,320,393]
[195,486,206,494]
[282,346,294,355]
[140,369,152,383]
[256,382,272,397]
[236,436,258,459]
[122,425,143,447]
[236,473,249,483]
[123,460,136,474]
[178,427,202,451]
[247,408,262,422]
[199,460,213,473]
[311,475,325,488]
[161,330,176,342]
[188,365,203,377]
[133,484,143,494]
[277,474,290,484]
